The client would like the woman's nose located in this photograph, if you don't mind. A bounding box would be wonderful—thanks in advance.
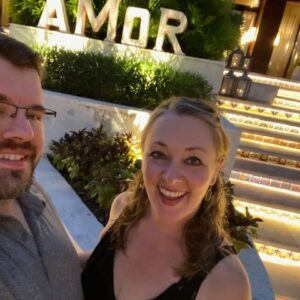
[161,160,183,184]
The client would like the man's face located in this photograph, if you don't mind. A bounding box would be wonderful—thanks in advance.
[0,57,44,200]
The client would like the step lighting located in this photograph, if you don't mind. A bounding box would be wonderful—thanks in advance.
[277,89,300,102]
[273,98,300,112]
[230,170,300,195]
[248,74,300,91]
[223,112,300,137]
[233,199,300,227]
[255,242,300,267]
[218,98,300,123]
[241,132,300,152]
[236,148,300,169]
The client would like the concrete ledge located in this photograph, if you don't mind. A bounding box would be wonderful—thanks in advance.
[239,248,275,300]
[248,82,279,104]
[35,157,103,251]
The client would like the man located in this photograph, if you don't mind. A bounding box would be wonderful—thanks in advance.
[0,34,83,299]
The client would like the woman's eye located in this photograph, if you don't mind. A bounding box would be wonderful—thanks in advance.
[149,151,166,159]
[185,156,202,166]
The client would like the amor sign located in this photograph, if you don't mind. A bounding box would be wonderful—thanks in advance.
[38,0,188,54]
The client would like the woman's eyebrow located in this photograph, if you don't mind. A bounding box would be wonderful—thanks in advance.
[185,147,208,153]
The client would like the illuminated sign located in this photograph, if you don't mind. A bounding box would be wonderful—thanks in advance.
[38,0,188,54]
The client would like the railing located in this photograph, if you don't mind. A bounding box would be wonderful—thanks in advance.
[1,0,9,27]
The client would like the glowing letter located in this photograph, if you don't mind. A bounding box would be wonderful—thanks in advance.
[75,0,121,42]
[121,7,150,48]
[38,0,70,32]
[154,8,187,55]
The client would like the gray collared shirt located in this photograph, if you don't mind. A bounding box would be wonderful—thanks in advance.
[0,185,84,300]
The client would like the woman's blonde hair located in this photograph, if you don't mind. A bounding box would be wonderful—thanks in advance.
[111,96,230,277]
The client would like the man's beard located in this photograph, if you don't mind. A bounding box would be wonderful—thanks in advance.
[0,140,38,200]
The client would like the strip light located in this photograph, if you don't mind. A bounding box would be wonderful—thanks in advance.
[255,242,300,267]
[234,199,300,227]
[236,148,300,169]
[230,170,300,194]
[223,112,300,137]
[273,97,300,112]
[241,132,300,150]
[218,98,300,123]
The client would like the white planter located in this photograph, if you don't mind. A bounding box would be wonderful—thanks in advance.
[9,23,225,93]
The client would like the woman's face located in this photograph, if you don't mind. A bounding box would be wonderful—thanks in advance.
[142,112,223,227]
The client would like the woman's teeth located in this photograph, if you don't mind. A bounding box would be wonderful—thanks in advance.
[159,187,185,198]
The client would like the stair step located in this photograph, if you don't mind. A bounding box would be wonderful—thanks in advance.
[234,158,300,184]
[240,132,300,158]
[230,177,300,212]
[273,97,300,112]
[233,198,300,226]
[218,97,300,125]
[223,112,300,141]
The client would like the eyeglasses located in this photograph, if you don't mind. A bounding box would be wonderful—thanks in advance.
[0,102,57,128]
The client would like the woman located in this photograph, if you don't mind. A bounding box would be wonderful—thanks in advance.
[81,96,251,300]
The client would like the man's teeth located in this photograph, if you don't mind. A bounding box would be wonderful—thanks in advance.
[159,187,185,198]
[0,154,25,161]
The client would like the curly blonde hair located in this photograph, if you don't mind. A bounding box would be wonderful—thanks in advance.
[111,96,230,277]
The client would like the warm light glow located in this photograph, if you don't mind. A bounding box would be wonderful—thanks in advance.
[241,26,257,45]
[273,31,281,46]
[234,199,300,227]
[273,98,300,112]
[258,251,300,267]
[277,89,300,102]
[223,112,300,137]
[230,176,300,197]
[218,98,300,123]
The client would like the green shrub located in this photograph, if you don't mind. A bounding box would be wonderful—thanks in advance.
[49,127,261,249]
[10,0,242,60]
[37,46,213,110]
[48,126,139,224]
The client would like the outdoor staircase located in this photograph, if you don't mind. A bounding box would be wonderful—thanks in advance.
[218,79,300,300]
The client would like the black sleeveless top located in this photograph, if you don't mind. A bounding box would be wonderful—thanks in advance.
[81,231,236,300]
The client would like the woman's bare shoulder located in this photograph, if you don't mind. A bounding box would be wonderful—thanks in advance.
[196,254,251,300]
[99,191,132,238]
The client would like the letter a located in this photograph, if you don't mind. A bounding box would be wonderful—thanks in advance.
[38,0,70,32]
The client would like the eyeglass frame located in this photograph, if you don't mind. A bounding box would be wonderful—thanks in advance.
[0,101,57,123]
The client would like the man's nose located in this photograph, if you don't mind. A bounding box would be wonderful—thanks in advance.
[2,113,35,142]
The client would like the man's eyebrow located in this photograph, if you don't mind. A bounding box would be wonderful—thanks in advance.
[30,104,46,110]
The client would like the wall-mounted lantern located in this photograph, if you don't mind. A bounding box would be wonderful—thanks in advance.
[242,52,252,71]
[234,71,252,99]
[227,47,244,69]
[219,69,237,97]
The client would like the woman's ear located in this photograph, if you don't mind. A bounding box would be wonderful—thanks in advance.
[210,156,225,186]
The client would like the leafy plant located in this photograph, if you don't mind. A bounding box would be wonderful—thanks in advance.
[224,181,263,251]
[48,126,139,224]
[37,45,213,110]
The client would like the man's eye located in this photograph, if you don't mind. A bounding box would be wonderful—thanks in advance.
[149,151,166,159]
[27,110,44,121]
[185,157,202,166]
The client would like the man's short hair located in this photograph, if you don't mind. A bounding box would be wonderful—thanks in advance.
[0,34,41,75]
